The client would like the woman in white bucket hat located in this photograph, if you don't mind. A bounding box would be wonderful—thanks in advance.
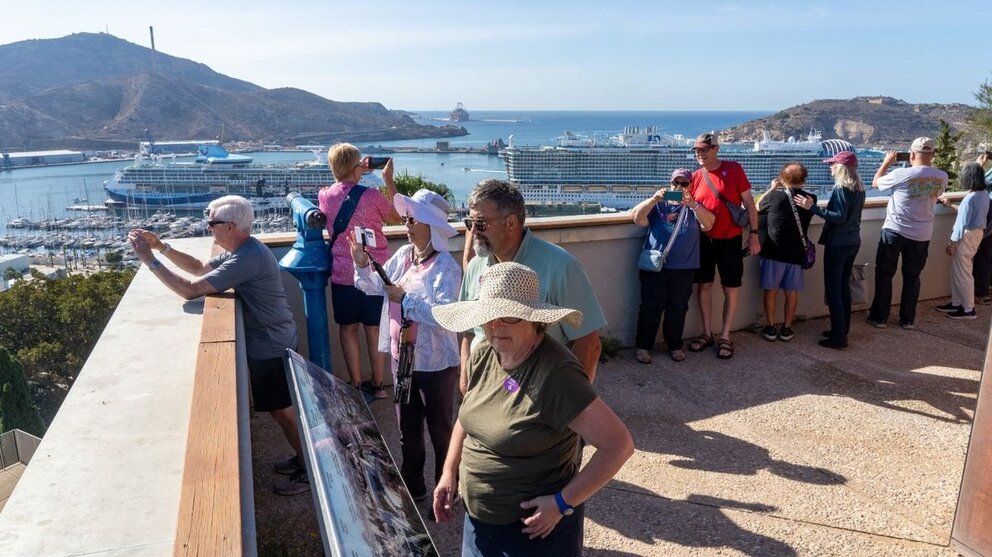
[430,262,633,556]
[349,188,462,504]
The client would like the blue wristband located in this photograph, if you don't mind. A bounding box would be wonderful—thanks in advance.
[554,491,574,516]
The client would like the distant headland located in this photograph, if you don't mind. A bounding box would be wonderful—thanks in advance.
[0,32,467,151]
[724,96,975,149]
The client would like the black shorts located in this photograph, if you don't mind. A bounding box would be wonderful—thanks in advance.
[331,283,384,326]
[248,356,292,412]
[694,235,744,288]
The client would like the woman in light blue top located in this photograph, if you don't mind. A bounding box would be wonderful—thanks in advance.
[936,163,990,319]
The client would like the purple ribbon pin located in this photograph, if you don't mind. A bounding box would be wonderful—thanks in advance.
[503,377,519,393]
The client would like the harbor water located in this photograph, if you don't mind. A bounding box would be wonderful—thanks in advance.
[0,111,771,252]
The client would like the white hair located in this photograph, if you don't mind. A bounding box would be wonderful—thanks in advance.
[208,195,254,233]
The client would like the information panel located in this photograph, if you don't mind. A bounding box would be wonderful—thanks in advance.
[284,349,438,557]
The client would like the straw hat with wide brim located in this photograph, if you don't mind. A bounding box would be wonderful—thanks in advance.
[393,189,458,252]
[432,262,583,332]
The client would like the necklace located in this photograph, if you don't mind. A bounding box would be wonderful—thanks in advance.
[412,245,436,266]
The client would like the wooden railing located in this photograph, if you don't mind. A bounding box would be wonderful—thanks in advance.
[173,293,243,556]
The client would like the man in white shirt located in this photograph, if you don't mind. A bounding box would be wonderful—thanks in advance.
[867,137,948,329]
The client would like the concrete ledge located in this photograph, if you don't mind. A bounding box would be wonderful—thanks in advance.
[0,238,212,556]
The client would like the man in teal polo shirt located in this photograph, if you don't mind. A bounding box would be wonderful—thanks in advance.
[458,180,607,394]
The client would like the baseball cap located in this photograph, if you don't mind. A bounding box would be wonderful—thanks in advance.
[910,137,935,153]
[822,150,858,167]
[670,168,692,182]
[693,133,719,150]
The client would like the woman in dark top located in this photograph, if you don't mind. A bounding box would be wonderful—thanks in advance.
[796,151,866,349]
[756,163,816,342]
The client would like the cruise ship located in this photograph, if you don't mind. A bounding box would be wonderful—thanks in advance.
[103,145,379,208]
[503,127,886,210]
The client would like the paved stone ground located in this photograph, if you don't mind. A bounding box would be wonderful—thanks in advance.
[253,299,984,556]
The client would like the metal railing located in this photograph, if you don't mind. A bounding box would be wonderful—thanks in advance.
[0,429,41,469]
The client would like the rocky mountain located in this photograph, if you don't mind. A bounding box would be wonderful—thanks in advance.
[722,97,975,148]
[0,33,464,150]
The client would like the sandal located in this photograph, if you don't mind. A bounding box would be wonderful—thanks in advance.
[688,333,714,353]
[717,338,734,360]
[670,349,687,362]
[635,349,652,364]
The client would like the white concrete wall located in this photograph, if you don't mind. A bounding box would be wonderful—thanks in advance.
[267,197,961,382]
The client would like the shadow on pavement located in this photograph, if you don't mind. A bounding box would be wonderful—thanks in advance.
[588,480,797,557]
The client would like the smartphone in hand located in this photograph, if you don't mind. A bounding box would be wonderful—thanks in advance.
[662,190,684,202]
[364,156,391,170]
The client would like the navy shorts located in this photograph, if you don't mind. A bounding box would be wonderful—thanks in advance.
[247,356,292,412]
[331,283,383,326]
[694,235,744,288]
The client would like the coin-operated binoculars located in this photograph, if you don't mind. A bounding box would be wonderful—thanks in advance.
[278,193,332,372]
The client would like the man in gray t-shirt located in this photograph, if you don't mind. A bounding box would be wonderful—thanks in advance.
[867,137,948,329]
[128,195,308,496]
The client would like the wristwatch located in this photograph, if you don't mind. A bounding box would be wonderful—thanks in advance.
[749,228,759,234]
[554,491,574,517]
[149,259,163,270]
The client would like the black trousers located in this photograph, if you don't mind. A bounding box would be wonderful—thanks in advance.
[823,243,860,341]
[868,229,930,325]
[635,268,696,351]
[395,365,457,498]
[973,235,992,297]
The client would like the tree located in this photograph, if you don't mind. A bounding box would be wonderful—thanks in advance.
[0,346,45,436]
[3,266,19,282]
[969,76,992,141]
[934,119,964,188]
[390,171,455,205]
[0,269,134,424]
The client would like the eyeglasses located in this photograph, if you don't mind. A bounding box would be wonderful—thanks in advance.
[401,215,418,226]
[692,146,713,154]
[672,180,690,187]
[498,316,522,324]
[463,215,506,232]
[207,220,229,228]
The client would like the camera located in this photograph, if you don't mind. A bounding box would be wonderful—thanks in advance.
[354,226,377,248]
[364,156,391,170]
[895,152,911,162]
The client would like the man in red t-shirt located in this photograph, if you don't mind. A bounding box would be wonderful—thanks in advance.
[686,133,760,359]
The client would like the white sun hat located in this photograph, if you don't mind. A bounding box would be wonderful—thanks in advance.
[393,189,458,252]
[432,262,583,332]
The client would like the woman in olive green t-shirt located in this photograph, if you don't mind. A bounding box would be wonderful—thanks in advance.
[431,262,634,556]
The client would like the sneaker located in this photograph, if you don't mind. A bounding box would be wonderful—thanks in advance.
[821,329,833,337]
[274,467,310,496]
[936,303,963,313]
[760,325,779,342]
[947,308,977,320]
[360,380,388,399]
[978,296,992,306]
[866,318,888,329]
[899,321,916,330]
[273,455,303,476]
[818,337,848,349]
[777,327,795,342]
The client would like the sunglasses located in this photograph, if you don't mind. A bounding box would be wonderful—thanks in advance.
[463,217,499,232]
[671,180,690,187]
[401,215,418,226]
[692,146,713,153]
[498,316,522,324]
[207,220,229,228]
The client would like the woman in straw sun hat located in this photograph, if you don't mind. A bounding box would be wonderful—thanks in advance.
[349,188,461,504]
[430,262,633,556]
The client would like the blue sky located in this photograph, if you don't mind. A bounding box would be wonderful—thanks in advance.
[2,0,988,111]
